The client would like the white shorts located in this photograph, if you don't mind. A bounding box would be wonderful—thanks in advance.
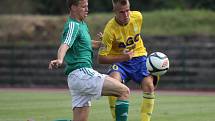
[67,68,107,109]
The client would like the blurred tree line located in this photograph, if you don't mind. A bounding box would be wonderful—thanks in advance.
[0,0,215,15]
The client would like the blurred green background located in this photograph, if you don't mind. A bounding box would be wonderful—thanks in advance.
[0,0,215,14]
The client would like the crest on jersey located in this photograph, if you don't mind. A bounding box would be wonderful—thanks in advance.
[112,64,119,70]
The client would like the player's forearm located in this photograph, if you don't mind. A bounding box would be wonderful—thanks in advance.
[57,43,69,62]
[98,55,130,64]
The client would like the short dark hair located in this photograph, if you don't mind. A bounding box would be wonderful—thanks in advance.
[67,0,80,10]
[112,0,128,6]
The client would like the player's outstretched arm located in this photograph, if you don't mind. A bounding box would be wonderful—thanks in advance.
[48,43,69,69]
[98,49,134,64]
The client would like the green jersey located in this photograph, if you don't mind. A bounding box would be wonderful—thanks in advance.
[61,17,93,75]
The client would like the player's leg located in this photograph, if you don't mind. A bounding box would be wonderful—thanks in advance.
[102,76,130,121]
[108,96,117,121]
[73,107,89,121]
[67,68,98,121]
[108,71,122,121]
[129,56,157,121]
[140,75,155,121]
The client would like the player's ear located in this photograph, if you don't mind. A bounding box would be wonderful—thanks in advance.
[112,2,116,12]
[71,5,77,11]
[112,6,117,12]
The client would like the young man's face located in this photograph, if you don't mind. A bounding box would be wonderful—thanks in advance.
[114,3,130,25]
[73,0,88,20]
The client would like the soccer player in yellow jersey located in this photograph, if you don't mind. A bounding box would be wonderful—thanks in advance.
[98,0,159,121]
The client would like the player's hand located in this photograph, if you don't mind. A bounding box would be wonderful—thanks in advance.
[48,59,63,70]
[95,32,103,41]
[126,44,136,50]
[92,32,103,49]
[123,49,134,59]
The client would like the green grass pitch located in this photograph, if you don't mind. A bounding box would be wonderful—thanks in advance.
[0,89,215,121]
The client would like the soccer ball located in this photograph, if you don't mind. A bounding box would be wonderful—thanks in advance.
[146,52,169,76]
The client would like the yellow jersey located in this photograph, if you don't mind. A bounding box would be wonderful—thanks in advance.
[99,11,147,57]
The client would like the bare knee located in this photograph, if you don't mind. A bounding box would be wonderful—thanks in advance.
[109,73,130,99]
[102,76,130,99]
[143,84,154,93]
[73,107,89,121]
[142,76,155,93]
[118,84,130,100]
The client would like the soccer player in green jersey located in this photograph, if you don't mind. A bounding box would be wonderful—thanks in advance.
[48,0,130,121]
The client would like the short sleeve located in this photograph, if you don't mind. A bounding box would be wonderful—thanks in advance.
[61,22,79,47]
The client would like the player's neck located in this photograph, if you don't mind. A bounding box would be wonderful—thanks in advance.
[69,12,84,22]
[115,17,129,26]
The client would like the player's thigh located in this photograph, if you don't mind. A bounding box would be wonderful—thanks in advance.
[101,76,129,96]
[141,75,155,92]
[109,71,122,82]
[73,107,90,121]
